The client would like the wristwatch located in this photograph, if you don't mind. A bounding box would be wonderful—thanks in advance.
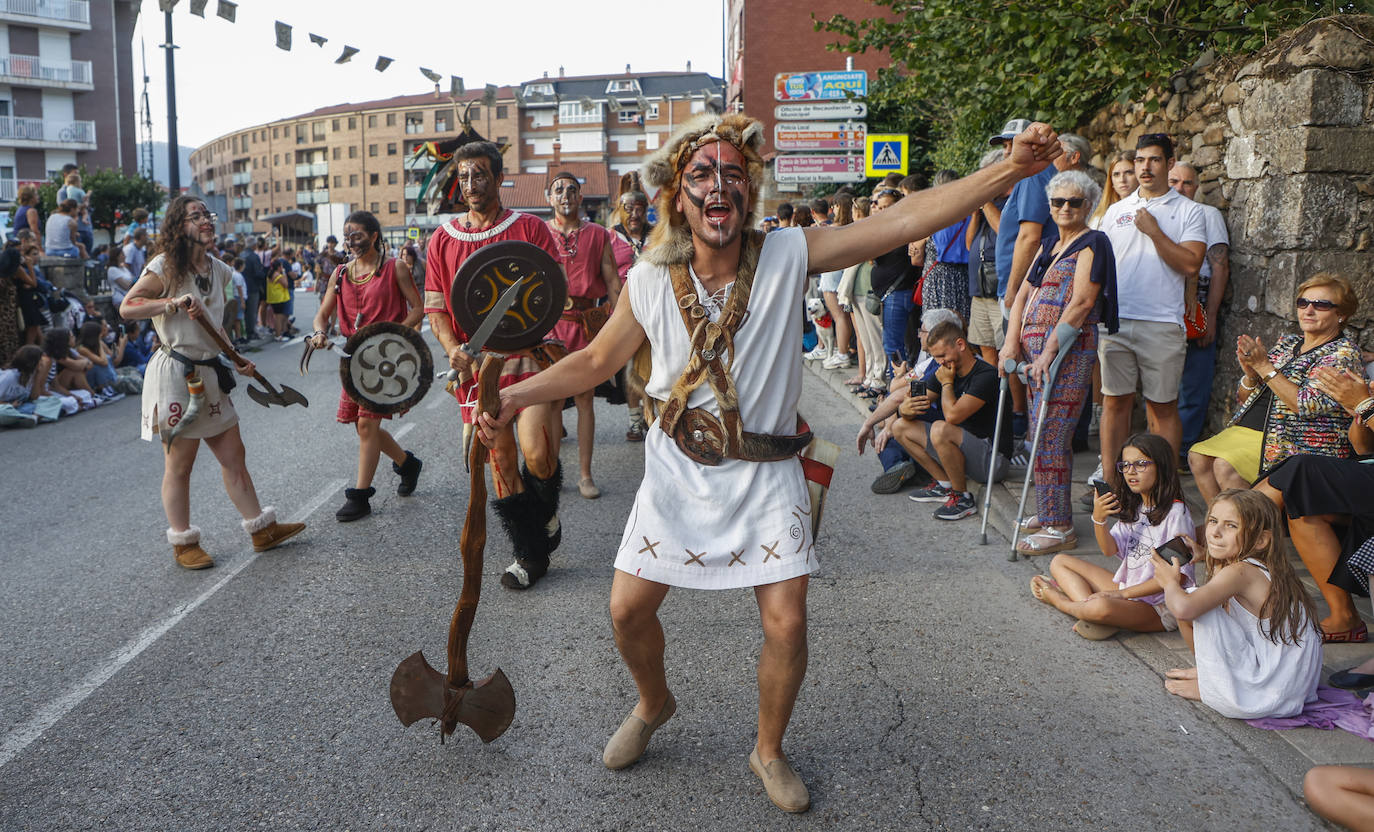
[1356,397,1374,424]
[1260,369,1279,385]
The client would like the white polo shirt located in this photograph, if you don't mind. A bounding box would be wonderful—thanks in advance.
[1195,202,1229,288]
[1101,187,1207,326]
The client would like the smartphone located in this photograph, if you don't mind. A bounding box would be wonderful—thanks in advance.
[909,379,927,398]
[1155,535,1193,565]
[1092,480,1113,499]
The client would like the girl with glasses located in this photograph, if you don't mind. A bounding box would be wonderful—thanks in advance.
[1030,433,1195,640]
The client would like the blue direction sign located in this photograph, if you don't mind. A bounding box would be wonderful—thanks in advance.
[774,70,868,102]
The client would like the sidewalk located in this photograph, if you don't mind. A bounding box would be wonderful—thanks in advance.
[805,355,1374,768]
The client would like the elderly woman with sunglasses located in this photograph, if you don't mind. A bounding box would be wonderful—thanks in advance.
[1189,273,1364,507]
[1000,170,1119,554]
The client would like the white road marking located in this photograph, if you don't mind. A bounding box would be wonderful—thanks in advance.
[393,423,416,441]
[0,478,347,770]
[279,335,305,348]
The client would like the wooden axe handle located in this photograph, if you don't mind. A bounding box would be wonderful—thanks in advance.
[190,311,273,385]
[447,354,502,688]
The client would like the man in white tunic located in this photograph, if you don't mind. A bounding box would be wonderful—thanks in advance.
[479,112,1062,813]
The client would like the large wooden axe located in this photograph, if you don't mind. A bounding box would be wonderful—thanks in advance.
[389,354,515,743]
[190,314,308,409]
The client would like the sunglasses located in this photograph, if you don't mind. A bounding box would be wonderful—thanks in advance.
[1115,460,1155,473]
[1049,197,1086,208]
[1295,297,1337,311]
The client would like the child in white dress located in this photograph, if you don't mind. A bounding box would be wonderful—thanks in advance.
[1154,488,1321,719]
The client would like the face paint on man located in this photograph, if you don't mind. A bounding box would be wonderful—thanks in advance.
[456,158,499,213]
[621,198,648,234]
[677,141,749,249]
[549,178,582,219]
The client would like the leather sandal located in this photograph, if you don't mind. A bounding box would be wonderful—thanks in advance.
[603,694,676,770]
[749,748,810,813]
[1016,527,1077,555]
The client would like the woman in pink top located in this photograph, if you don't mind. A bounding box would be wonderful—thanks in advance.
[310,210,425,522]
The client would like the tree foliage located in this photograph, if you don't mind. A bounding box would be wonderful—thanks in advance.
[39,166,165,231]
[818,1,1364,171]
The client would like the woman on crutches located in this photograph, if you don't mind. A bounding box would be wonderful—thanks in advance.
[1000,170,1118,555]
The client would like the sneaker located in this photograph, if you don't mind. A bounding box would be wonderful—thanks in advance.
[802,345,829,361]
[909,483,952,503]
[626,417,646,442]
[822,353,853,369]
[870,461,916,494]
[1086,462,1105,485]
[934,492,977,520]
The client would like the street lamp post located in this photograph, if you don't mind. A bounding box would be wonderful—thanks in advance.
[162,10,180,192]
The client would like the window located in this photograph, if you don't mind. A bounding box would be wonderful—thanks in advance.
[387,143,396,155]
[348,146,357,159]
[349,174,358,187]
[388,201,398,214]
[405,112,423,134]
[524,82,554,97]
[496,105,508,119]
[470,107,481,120]
[251,158,257,169]
[385,113,396,126]
[273,127,279,139]
[274,181,280,192]
[251,132,257,144]
[286,181,293,191]
[496,136,509,146]
[368,115,377,128]
[296,124,307,144]
[649,103,660,119]
[559,101,601,124]
[332,147,340,160]
[331,119,340,131]
[387,172,398,184]
[333,175,341,188]
[370,173,379,185]
[348,117,357,130]
[605,79,641,94]
[405,199,416,214]
[368,144,377,157]
[252,183,258,194]
[312,122,326,140]
[618,110,641,124]
[370,202,380,213]
[232,136,238,153]
[434,109,450,132]
[273,154,279,165]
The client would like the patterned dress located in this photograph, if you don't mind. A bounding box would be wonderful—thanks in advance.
[921,238,971,325]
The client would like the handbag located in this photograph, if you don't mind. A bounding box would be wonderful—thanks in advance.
[863,291,883,316]
[1185,300,1207,340]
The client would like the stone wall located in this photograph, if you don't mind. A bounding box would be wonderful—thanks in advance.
[1076,16,1374,434]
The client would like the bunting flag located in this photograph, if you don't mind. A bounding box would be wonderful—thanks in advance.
[335,46,359,64]
[512,90,525,106]
[189,0,207,16]
[375,56,393,72]
[578,95,594,110]
[604,96,621,113]
[483,84,498,106]
[450,76,465,96]
[308,33,327,47]
[274,21,291,51]
[215,0,236,22]
[419,67,441,83]
[158,0,178,12]
[635,96,651,111]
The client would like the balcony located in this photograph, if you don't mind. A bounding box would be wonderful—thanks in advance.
[404,183,422,199]
[233,197,252,210]
[202,180,216,194]
[0,178,15,203]
[0,53,93,90]
[234,221,254,235]
[0,116,96,149]
[295,161,327,177]
[0,0,90,29]
[232,171,251,185]
[295,189,329,206]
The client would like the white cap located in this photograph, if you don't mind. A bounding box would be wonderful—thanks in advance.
[989,118,1031,146]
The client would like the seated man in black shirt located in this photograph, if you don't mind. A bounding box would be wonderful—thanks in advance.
[891,320,1011,520]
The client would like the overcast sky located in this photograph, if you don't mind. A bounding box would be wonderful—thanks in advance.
[133,0,727,149]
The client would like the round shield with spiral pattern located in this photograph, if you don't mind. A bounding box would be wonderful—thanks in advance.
[340,322,434,414]
[449,241,566,352]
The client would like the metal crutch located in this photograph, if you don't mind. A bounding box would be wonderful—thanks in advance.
[978,367,1011,545]
[1008,321,1081,561]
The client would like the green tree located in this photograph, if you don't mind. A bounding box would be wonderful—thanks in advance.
[39,167,164,232]
[818,2,1367,170]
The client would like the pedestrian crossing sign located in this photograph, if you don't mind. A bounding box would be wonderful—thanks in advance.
[865,134,908,178]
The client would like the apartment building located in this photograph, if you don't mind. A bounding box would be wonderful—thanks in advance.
[0,0,140,203]
[190,68,724,236]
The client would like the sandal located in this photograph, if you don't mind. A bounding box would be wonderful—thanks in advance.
[1074,620,1120,640]
[1016,527,1077,556]
[1018,515,1043,533]
[843,375,865,386]
[1321,622,1369,644]
[1029,574,1060,603]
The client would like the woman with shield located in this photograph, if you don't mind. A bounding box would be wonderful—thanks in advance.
[120,196,306,570]
[310,210,425,521]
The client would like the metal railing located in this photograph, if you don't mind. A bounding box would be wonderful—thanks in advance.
[0,53,92,85]
[232,171,251,185]
[0,115,95,144]
[234,221,254,234]
[233,197,252,210]
[295,161,327,177]
[295,189,329,206]
[0,0,89,25]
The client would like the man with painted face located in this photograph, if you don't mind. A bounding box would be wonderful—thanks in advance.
[546,171,622,499]
[423,141,568,591]
[477,113,1061,812]
[611,188,655,441]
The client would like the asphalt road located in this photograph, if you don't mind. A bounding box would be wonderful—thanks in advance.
[0,296,1328,830]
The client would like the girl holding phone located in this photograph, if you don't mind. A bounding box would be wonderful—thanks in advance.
[1030,433,1195,639]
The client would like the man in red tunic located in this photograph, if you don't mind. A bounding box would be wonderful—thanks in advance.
[545,172,622,499]
[423,141,567,590]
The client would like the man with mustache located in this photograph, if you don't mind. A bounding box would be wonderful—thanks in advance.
[545,171,622,498]
[478,113,1061,812]
[423,141,568,592]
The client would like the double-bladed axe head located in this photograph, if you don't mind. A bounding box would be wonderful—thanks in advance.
[388,650,515,744]
[244,380,309,409]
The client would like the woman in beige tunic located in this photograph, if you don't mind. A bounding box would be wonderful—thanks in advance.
[120,196,305,570]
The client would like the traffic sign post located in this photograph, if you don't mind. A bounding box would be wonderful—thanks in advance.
[864,134,909,178]
[775,155,865,184]
[773,70,867,101]
[774,101,868,121]
[406,227,420,240]
[774,121,866,151]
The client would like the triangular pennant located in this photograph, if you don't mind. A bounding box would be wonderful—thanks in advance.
[274,21,291,51]
[483,84,498,106]
[419,68,441,84]
[450,76,465,96]
[375,56,393,72]
[189,0,207,16]
[335,46,359,64]
[604,96,620,113]
[308,33,327,47]
[215,0,236,21]
[157,0,178,12]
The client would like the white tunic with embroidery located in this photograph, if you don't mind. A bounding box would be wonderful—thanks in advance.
[615,227,815,590]
[139,254,238,441]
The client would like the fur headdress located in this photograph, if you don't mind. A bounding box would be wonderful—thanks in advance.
[640,112,765,268]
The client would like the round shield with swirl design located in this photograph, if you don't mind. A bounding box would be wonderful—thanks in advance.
[339,322,434,414]
[450,240,566,352]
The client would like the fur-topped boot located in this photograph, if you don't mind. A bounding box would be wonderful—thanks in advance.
[243,507,306,553]
[392,450,423,496]
[521,461,563,553]
[493,489,552,590]
[335,487,375,522]
[168,526,213,570]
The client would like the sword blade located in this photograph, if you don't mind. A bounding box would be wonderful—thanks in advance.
[463,277,526,358]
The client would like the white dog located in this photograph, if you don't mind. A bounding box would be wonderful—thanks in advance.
[805,296,833,360]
